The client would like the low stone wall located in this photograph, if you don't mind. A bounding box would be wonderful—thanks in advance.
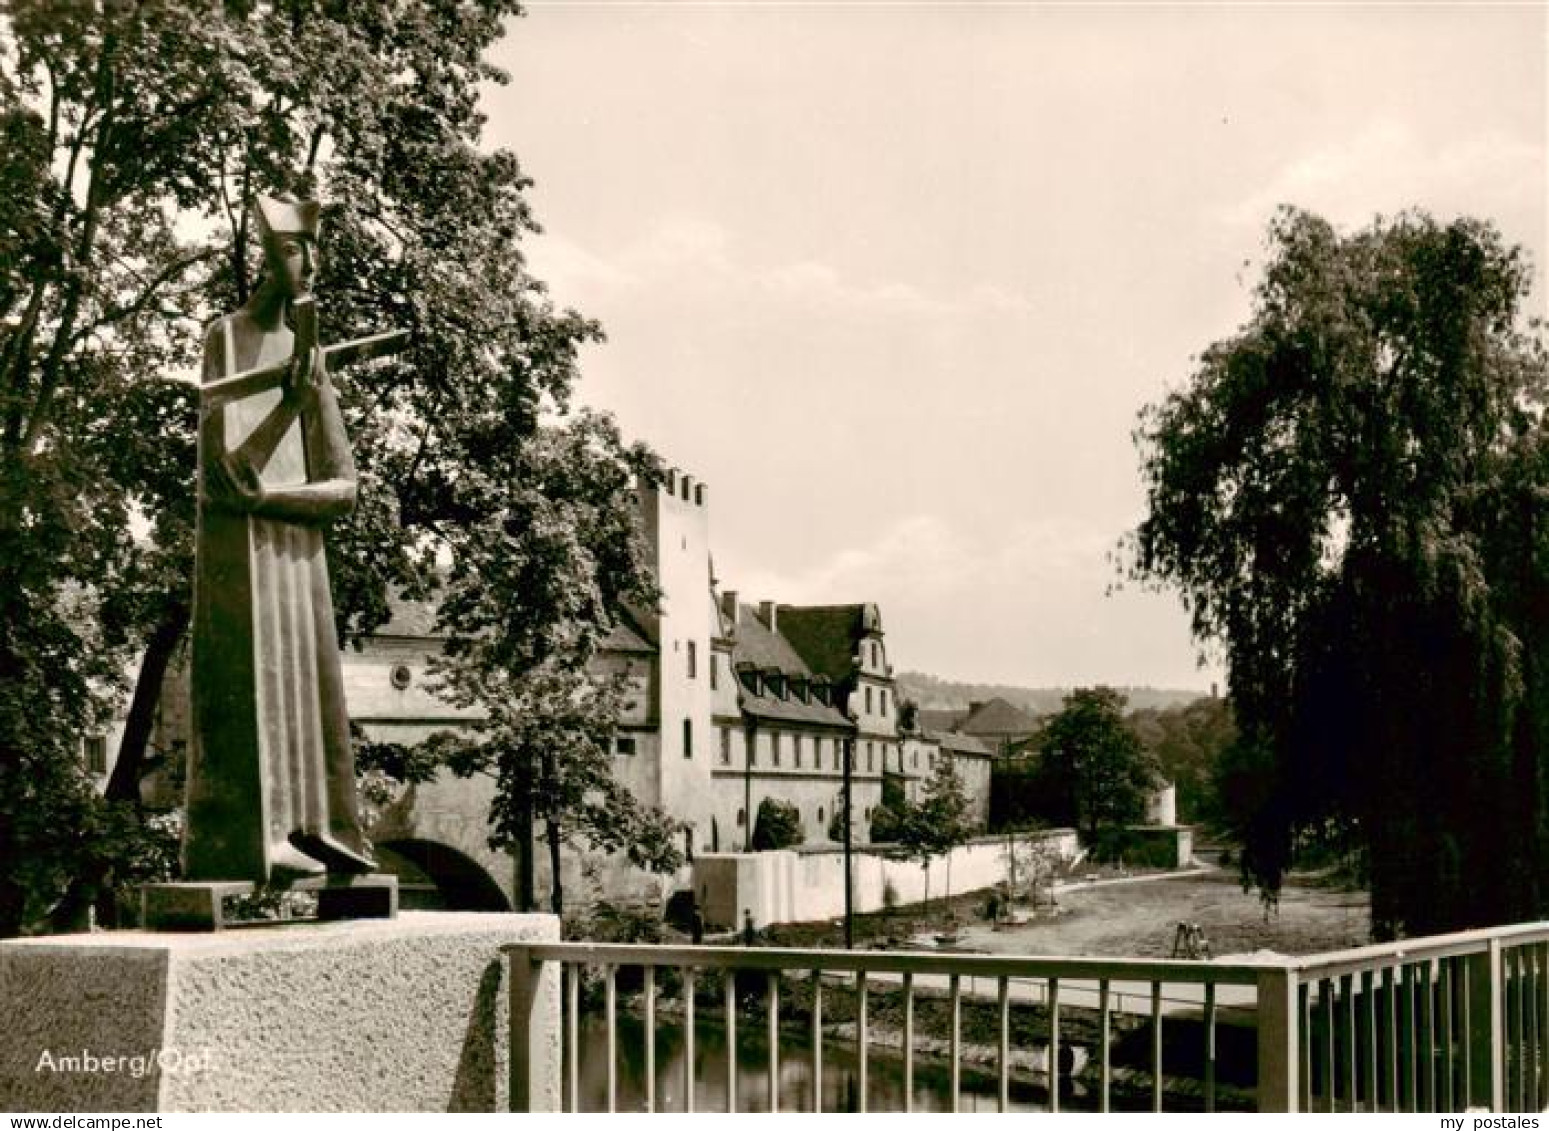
[0,911,560,1112]
[694,829,1080,930]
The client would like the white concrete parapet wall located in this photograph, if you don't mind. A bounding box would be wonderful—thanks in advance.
[694,829,1080,930]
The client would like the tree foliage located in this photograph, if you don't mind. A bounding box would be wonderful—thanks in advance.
[751,797,803,851]
[1128,208,1549,938]
[0,1,662,932]
[1038,687,1159,841]
[895,753,974,906]
[1128,695,1236,827]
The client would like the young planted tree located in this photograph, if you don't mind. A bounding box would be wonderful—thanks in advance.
[1039,687,1159,842]
[896,754,973,912]
[1128,208,1549,937]
[0,1,664,931]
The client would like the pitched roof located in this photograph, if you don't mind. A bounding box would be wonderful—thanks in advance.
[919,708,968,734]
[739,689,854,729]
[934,731,993,756]
[958,697,1040,739]
[731,604,813,673]
[774,604,873,682]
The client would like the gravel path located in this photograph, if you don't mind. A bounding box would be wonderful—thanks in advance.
[956,866,1371,959]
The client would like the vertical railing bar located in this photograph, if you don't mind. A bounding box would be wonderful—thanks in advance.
[903,971,914,1112]
[1394,960,1406,1109]
[811,970,823,1114]
[1437,954,1449,1103]
[1100,979,1113,1113]
[1321,978,1336,1112]
[950,973,963,1113]
[1400,964,1416,1111]
[605,964,618,1114]
[1203,981,1216,1113]
[645,965,657,1113]
[1151,980,1164,1113]
[857,971,869,1114]
[1361,970,1377,1113]
[1460,956,1473,1111]
[685,968,697,1114]
[566,963,580,1113]
[1528,947,1541,1113]
[1299,981,1312,1112]
[1419,960,1434,1113]
[1530,935,1542,1103]
[1049,977,1061,1114]
[725,969,737,1113]
[1341,973,1356,1112]
[1514,948,1526,1113]
[997,975,1010,1113]
[766,970,779,1114]
[1505,949,1517,1113]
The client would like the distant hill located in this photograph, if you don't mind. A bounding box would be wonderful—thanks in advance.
[894,671,1213,716]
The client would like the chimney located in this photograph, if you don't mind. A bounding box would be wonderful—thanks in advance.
[721,590,740,625]
[759,600,778,633]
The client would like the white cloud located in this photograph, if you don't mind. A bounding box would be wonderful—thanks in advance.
[531,214,1034,323]
[1224,120,1545,235]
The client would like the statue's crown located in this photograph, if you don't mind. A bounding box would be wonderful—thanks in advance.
[254,194,321,240]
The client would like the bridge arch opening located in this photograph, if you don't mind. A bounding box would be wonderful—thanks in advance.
[372,838,511,912]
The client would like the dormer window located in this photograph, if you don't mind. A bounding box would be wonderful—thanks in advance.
[764,669,784,699]
[737,662,760,695]
[812,677,830,706]
[790,676,808,703]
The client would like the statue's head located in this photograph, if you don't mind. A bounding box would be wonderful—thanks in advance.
[254,194,321,299]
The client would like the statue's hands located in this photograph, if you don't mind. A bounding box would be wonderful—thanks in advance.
[283,345,327,398]
[207,451,265,513]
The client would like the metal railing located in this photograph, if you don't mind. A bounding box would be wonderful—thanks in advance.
[504,922,1549,1113]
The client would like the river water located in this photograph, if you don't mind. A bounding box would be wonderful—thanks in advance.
[572,1014,1092,1113]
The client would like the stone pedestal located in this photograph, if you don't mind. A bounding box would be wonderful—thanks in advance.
[0,912,560,1112]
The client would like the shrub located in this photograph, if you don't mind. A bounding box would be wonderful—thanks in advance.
[751,798,803,850]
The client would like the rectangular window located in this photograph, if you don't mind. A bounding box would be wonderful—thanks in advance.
[711,654,719,690]
[683,719,693,759]
[866,741,874,773]
[865,686,873,714]
[83,735,107,775]
[773,733,782,767]
[616,736,637,756]
[881,690,889,716]
[794,734,804,768]
[687,640,697,679]
[720,727,732,766]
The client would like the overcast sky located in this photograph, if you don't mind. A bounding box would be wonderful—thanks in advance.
[482,2,1547,691]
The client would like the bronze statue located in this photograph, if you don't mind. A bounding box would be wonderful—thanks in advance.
[181,195,405,888]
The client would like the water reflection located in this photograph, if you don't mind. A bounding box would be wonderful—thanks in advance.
[573,1014,1064,1113]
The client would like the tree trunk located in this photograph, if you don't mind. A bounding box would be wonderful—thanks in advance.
[547,819,563,917]
[516,773,536,912]
[107,603,188,804]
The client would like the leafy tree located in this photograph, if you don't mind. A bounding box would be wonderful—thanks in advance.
[895,754,973,910]
[1039,687,1159,842]
[0,1,663,932]
[1128,208,1549,938]
[1128,696,1236,827]
[751,797,803,851]
[426,660,684,916]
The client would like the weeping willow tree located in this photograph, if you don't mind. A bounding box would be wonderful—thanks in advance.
[1129,208,1549,939]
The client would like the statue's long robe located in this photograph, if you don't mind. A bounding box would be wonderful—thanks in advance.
[183,316,363,883]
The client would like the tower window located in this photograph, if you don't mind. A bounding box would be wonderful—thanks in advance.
[83,736,107,775]
[683,719,693,759]
[687,640,697,679]
[616,736,636,756]
[720,727,732,766]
